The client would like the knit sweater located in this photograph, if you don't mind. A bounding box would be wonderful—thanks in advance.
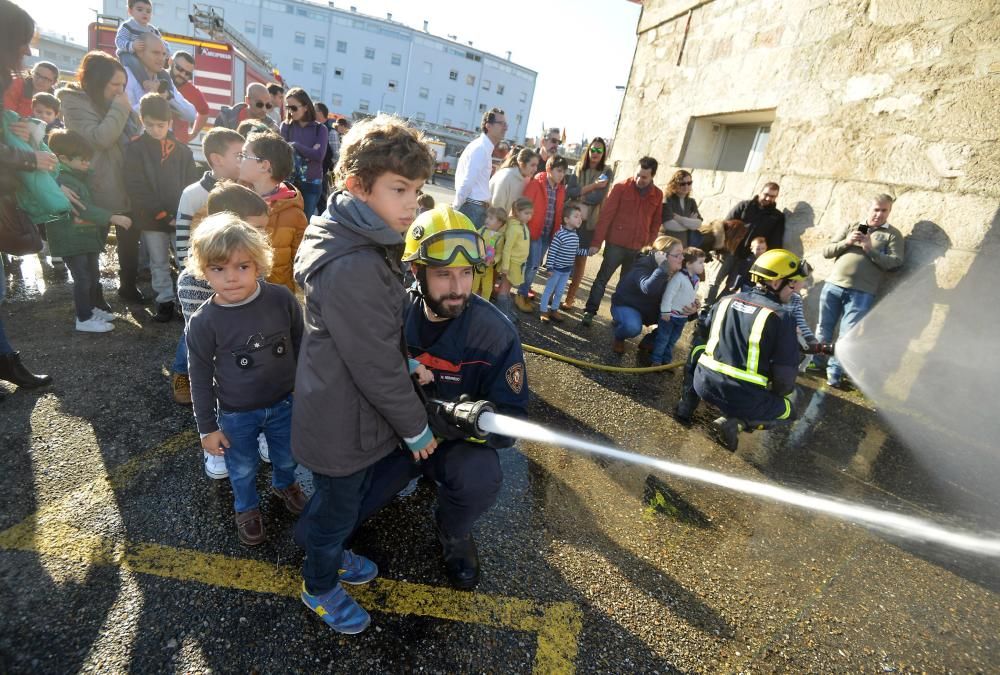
[175,171,218,267]
[823,221,905,295]
[660,269,699,317]
[543,228,580,272]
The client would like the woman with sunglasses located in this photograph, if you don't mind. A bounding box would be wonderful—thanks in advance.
[279,87,329,218]
[562,137,613,309]
[660,169,703,247]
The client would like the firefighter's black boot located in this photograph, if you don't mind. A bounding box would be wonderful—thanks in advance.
[436,518,480,591]
[711,417,743,452]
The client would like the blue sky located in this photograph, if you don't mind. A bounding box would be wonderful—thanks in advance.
[20,0,641,141]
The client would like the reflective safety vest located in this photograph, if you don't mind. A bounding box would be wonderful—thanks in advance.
[698,295,775,388]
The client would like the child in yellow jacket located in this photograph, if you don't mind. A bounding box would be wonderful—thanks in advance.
[495,197,533,323]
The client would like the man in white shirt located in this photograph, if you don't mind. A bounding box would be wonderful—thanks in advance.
[124,33,196,124]
[452,108,507,228]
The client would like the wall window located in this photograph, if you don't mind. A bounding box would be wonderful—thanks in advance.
[388,80,398,91]
[364,47,375,59]
[362,73,372,86]
[295,32,306,45]
[310,89,321,99]
[445,95,455,106]
[415,112,426,121]
[679,110,776,172]
[262,25,273,38]
[292,58,303,71]
[315,36,325,49]
[449,69,458,81]
[384,104,396,113]
[313,63,323,74]
[466,74,475,86]
[478,103,486,112]
[337,40,347,53]
[391,53,402,66]
[334,67,344,79]
[423,61,432,74]
[482,79,491,90]
[358,99,370,112]
[245,21,256,34]
[464,98,472,109]
[331,94,343,106]
[497,84,505,95]
[519,91,527,102]
[419,87,429,99]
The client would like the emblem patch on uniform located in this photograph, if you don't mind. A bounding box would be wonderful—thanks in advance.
[411,224,424,240]
[506,363,524,394]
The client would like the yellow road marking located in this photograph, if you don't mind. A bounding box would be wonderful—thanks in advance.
[0,429,584,673]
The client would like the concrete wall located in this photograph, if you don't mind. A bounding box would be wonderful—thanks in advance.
[609,0,1000,302]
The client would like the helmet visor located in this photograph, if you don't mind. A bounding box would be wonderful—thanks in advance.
[789,259,813,281]
[414,230,487,267]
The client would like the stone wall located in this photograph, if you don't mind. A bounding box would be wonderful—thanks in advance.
[609,0,1000,302]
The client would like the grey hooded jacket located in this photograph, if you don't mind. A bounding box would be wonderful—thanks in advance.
[291,191,428,477]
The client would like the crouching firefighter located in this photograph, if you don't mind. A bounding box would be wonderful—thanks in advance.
[674,249,825,452]
[356,205,529,589]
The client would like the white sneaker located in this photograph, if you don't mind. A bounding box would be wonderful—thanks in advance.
[257,433,270,463]
[91,307,117,322]
[75,316,114,333]
[204,451,228,479]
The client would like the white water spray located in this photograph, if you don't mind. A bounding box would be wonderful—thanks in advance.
[480,412,1000,558]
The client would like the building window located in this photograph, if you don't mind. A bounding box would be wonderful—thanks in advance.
[478,103,486,112]
[466,74,475,86]
[449,69,458,81]
[337,40,347,53]
[519,91,527,102]
[679,110,776,172]
[384,104,396,113]
[295,32,306,45]
[415,112,426,121]
[364,47,375,59]
[292,58,303,71]
[445,95,455,106]
[245,21,256,34]
[310,88,321,99]
[358,99,370,112]
[419,87,429,99]
[262,25,273,38]
[497,84,505,95]
[482,79,491,90]
[391,53,402,66]
[423,61,432,74]
[334,67,344,79]
[362,73,372,86]
[313,63,323,74]
[331,94,343,106]
[464,98,472,109]
[315,36,325,49]
[388,80,397,91]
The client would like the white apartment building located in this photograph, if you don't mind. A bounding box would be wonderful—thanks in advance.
[101,0,537,141]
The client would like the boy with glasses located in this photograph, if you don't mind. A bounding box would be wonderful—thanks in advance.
[3,62,58,117]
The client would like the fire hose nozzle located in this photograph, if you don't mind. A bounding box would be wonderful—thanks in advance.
[805,342,835,356]
[427,398,497,438]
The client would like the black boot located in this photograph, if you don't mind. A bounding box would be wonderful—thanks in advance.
[152,301,175,323]
[0,352,53,388]
[436,519,480,590]
[117,285,147,304]
[711,417,743,452]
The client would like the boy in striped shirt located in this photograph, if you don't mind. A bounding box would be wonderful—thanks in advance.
[539,203,583,323]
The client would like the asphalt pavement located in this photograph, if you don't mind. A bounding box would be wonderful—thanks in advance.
[1,192,997,672]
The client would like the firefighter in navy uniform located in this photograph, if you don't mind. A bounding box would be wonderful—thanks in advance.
[355,205,529,590]
[674,249,817,452]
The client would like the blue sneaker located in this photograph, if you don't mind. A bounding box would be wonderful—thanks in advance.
[339,549,378,585]
[301,581,371,634]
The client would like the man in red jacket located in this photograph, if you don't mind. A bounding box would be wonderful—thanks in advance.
[581,156,663,325]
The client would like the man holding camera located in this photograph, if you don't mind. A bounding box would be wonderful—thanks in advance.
[816,194,905,389]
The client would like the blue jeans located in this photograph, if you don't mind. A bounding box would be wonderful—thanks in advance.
[610,303,644,341]
[64,252,104,321]
[0,255,11,354]
[540,268,571,312]
[816,283,875,383]
[299,179,323,219]
[518,237,547,297]
[216,394,297,513]
[651,315,687,364]
[458,200,487,229]
[173,330,188,375]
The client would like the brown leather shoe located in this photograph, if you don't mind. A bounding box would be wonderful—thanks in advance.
[235,509,265,546]
[514,295,535,314]
[547,310,564,323]
[272,482,307,515]
[559,302,575,311]
[612,339,625,354]
[171,373,192,405]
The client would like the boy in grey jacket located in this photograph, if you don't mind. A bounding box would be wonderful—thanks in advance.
[292,115,437,634]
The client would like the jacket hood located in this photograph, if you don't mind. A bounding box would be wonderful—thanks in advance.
[266,182,304,212]
[293,190,406,287]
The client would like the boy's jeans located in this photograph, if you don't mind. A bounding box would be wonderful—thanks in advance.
[140,230,175,304]
[651,315,687,364]
[173,329,188,375]
[518,238,548,297]
[216,394,297,513]
[301,465,375,595]
[64,252,107,321]
[815,282,875,383]
[540,268,571,312]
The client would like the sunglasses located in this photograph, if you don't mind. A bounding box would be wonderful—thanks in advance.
[588,147,604,154]
[286,104,300,112]
[678,180,693,186]
[254,101,274,110]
